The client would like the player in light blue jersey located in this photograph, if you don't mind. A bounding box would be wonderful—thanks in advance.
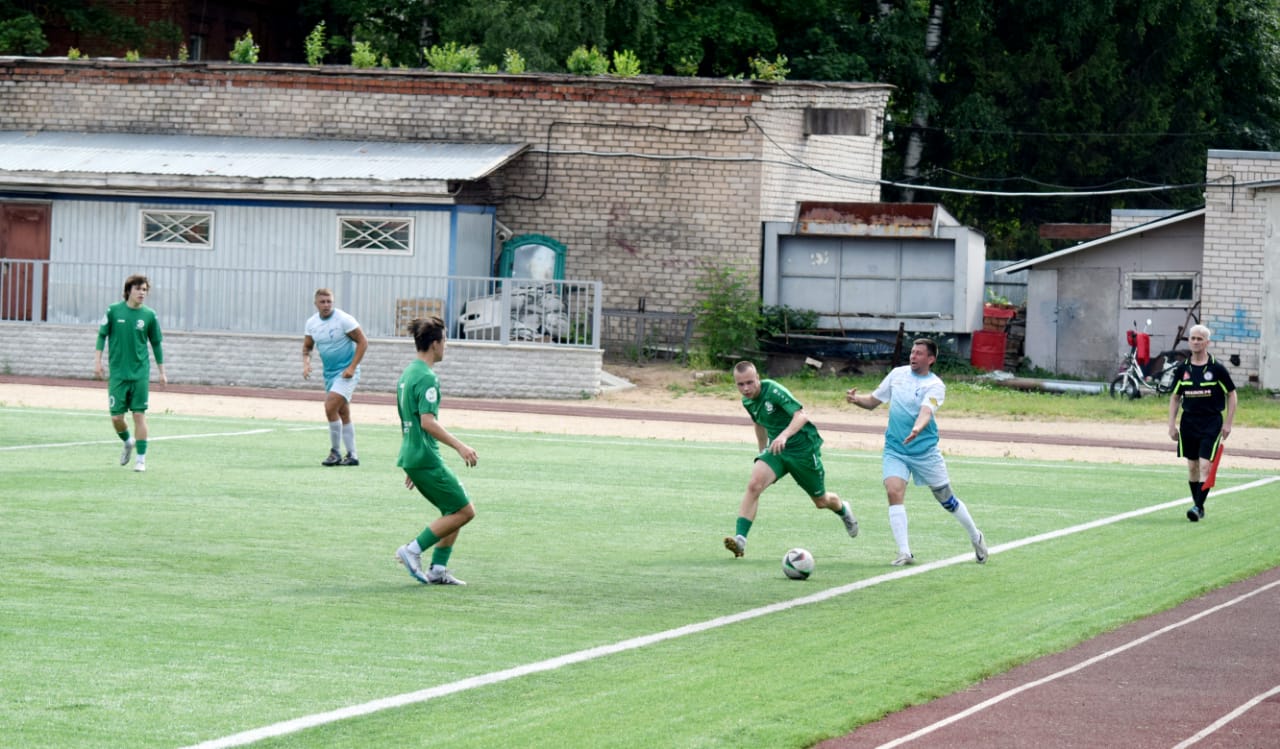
[847,338,988,566]
[303,288,368,466]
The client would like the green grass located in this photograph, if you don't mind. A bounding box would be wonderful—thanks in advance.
[671,369,1280,428]
[2,406,1278,748]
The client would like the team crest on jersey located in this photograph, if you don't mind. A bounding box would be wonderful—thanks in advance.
[135,320,146,330]
[764,402,775,414]
[1205,371,1214,381]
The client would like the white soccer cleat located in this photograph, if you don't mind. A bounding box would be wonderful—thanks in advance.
[120,438,135,466]
[723,534,746,558]
[973,532,989,564]
[395,544,429,584]
[840,501,859,538]
[133,460,146,473]
[426,566,466,586]
[891,552,915,567]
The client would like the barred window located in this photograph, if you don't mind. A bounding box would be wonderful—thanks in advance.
[1126,272,1197,307]
[339,216,413,255]
[140,210,213,248]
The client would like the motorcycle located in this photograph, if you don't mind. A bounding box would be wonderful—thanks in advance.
[1109,319,1188,399]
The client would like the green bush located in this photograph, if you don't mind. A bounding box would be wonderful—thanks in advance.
[229,31,259,63]
[692,267,763,369]
[124,49,140,61]
[503,48,527,74]
[0,13,48,55]
[748,54,789,81]
[304,21,326,66]
[67,47,82,60]
[177,44,188,62]
[350,41,377,69]
[566,45,609,76]
[760,305,819,338]
[423,41,480,72]
[611,49,642,77]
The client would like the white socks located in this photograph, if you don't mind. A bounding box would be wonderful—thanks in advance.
[342,422,357,459]
[328,420,342,451]
[948,498,982,544]
[888,504,910,555]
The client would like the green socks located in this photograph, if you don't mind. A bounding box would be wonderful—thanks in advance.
[735,517,753,538]
[416,528,441,551]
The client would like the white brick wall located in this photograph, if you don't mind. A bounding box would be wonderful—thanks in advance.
[0,323,602,399]
[1203,152,1279,385]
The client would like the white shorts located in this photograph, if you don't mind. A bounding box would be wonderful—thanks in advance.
[324,370,360,402]
[882,448,950,489]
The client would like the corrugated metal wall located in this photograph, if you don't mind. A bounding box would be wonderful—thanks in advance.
[48,198,460,333]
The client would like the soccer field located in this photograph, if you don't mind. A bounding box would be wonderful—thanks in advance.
[3,406,1277,748]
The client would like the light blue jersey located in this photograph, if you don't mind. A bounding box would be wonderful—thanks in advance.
[871,365,945,457]
[305,308,361,383]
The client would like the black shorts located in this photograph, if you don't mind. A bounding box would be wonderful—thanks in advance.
[1178,415,1223,462]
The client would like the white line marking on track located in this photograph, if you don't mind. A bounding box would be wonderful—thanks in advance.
[0,429,275,451]
[182,476,1280,749]
[1172,683,1280,748]
[871,488,1280,749]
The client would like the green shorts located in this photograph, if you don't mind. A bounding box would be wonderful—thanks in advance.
[404,464,472,515]
[107,378,149,416]
[755,445,827,498]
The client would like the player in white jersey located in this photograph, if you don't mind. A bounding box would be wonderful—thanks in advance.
[303,288,368,466]
[846,338,988,566]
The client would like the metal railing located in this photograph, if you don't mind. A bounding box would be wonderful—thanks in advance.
[0,259,602,347]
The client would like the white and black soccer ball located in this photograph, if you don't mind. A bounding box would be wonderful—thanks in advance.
[782,548,815,580]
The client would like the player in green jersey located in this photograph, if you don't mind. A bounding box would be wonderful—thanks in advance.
[393,316,477,586]
[724,361,858,558]
[93,274,166,472]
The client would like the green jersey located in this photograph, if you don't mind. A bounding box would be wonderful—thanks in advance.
[96,301,163,382]
[396,359,443,470]
[741,379,821,452]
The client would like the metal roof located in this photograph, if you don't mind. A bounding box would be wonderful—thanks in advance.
[996,208,1206,275]
[0,131,528,201]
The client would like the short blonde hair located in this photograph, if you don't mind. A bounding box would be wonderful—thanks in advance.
[1188,324,1211,340]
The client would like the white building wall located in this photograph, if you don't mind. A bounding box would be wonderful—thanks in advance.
[1204,151,1277,387]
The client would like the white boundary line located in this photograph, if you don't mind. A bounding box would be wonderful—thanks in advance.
[1172,683,1280,748]
[182,476,1280,749]
[876,574,1280,749]
[0,429,275,451]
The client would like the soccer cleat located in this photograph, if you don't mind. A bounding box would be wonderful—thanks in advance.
[723,534,746,558]
[133,459,146,473]
[1187,505,1204,522]
[321,449,342,467]
[891,552,915,567]
[426,566,467,586]
[120,438,135,466]
[840,501,859,538]
[973,532,988,564]
[339,454,359,466]
[395,544,429,584]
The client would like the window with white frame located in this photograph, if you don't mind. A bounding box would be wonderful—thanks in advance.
[1125,272,1197,307]
[339,216,413,255]
[140,210,214,248]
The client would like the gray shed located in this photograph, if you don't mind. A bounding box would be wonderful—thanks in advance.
[997,208,1205,378]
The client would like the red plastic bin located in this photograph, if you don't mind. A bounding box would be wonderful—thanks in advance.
[971,330,1007,371]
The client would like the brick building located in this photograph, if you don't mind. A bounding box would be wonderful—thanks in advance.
[0,58,890,396]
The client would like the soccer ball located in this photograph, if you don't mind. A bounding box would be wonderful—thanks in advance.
[782,548,815,580]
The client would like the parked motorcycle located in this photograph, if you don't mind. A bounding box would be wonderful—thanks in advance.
[1109,320,1188,399]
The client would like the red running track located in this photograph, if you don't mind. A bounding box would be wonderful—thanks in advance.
[817,565,1280,749]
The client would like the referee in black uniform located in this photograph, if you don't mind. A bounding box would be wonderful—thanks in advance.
[1167,324,1237,522]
